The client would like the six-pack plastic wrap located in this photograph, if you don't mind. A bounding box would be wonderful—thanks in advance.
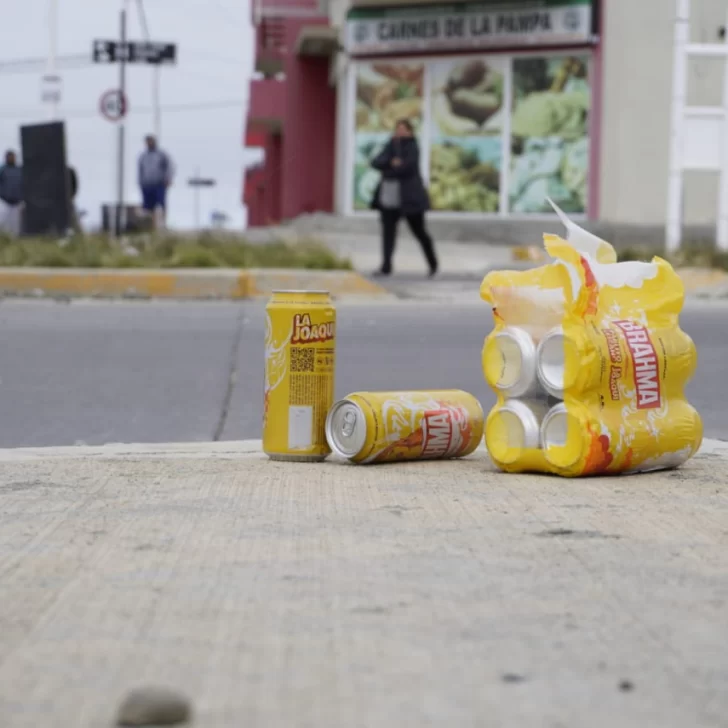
[481,203,703,477]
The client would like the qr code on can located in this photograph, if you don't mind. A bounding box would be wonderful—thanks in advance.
[291,347,315,373]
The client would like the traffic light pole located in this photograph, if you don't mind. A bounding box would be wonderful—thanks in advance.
[115,2,127,237]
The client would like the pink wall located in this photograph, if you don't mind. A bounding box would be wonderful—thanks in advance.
[245,16,335,226]
[244,131,282,226]
[280,19,335,220]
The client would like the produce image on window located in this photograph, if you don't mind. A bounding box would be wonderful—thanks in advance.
[429,57,505,212]
[430,137,501,212]
[355,63,424,134]
[431,57,504,137]
[353,63,425,210]
[509,55,590,214]
[353,133,390,211]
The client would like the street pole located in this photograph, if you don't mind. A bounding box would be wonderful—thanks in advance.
[135,0,161,139]
[153,67,161,139]
[194,167,200,229]
[115,1,128,237]
[47,0,58,119]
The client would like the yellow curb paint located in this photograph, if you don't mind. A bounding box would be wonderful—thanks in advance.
[0,268,389,299]
[244,269,389,298]
[233,271,252,298]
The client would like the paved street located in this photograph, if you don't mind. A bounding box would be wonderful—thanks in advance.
[0,298,726,448]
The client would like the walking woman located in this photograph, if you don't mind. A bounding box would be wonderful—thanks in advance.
[370,119,438,277]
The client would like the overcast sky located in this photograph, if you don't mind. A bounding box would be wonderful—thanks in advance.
[0,0,255,229]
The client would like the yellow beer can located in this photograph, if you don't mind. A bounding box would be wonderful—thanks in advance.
[263,290,335,461]
[325,390,484,464]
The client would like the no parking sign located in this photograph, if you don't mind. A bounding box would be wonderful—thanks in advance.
[99,89,128,122]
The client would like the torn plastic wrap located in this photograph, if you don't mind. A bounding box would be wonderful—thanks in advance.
[481,200,702,477]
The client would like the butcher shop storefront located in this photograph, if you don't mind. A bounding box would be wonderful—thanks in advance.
[341,0,601,217]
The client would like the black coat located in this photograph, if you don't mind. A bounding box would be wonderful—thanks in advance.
[369,137,430,215]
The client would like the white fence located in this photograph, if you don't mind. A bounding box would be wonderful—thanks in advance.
[667,0,728,252]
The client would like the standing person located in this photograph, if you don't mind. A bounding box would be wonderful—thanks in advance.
[0,149,23,237]
[67,164,82,234]
[370,119,438,277]
[138,135,174,230]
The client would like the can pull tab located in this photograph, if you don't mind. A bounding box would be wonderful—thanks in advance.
[342,411,357,437]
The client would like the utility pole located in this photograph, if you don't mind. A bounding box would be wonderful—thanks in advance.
[115,1,128,237]
[136,0,161,139]
[45,0,60,119]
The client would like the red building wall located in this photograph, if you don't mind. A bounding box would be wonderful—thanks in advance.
[244,15,336,227]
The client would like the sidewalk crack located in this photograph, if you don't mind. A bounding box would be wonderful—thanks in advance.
[212,306,246,441]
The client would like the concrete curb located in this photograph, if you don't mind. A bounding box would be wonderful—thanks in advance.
[0,267,391,300]
[0,438,724,462]
[678,267,728,298]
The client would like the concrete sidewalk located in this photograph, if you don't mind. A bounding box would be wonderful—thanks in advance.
[1,439,726,727]
[293,232,728,303]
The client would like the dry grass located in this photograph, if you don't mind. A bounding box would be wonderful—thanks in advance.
[0,232,352,270]
[618,242,728,271]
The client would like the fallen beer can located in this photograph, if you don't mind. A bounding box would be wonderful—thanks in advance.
[326,390,484,464]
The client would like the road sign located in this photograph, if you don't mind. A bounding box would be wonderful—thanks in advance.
[187,177,216,187]
[99,89,127,122]
[41,74,61,104]
[92,39,177,65]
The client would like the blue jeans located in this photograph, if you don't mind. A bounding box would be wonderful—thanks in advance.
[141,184,167,212]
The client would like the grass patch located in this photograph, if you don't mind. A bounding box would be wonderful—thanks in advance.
[618,242,728,271]
[0,232,351,270]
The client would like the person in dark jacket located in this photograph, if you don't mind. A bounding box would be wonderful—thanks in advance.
[370,119,438,277]
[67,165,82,234]
[0,150,23,236]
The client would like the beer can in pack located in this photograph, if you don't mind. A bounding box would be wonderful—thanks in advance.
[485,398,550,465]
[536,326,571,399]
[540,402,574,466]
[263,290,335,461]
[325,390,484,464]
[482,326,539,398]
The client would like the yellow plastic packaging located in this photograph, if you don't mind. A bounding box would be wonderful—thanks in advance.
[481,203,702,477]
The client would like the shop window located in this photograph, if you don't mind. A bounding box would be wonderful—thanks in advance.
[352,62,425,211]
[509,55,590,214]
[349,53,591,215]
[428,57,505,213]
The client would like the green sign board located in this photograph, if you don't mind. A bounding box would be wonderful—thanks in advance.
[346,1,595,55]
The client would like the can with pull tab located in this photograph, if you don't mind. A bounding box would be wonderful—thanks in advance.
[326,390,484,464]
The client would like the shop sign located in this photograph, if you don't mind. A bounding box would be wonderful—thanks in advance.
[345,0,595,55]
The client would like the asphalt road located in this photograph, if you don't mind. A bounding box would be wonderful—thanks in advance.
[0,299,726,448]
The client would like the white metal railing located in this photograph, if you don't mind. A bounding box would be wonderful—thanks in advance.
[667,0,728,252]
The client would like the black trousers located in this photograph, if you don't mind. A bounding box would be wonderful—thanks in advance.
[379,209,438,274]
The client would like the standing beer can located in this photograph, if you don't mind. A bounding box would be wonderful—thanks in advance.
[263,290,335,461]
[325,390,484,464]
[482,326,540,398]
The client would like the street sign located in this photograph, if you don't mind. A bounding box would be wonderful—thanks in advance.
[92,39,177,65]
[187,177,216,187]
[99,89,127,122]
[41,74,61,104]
